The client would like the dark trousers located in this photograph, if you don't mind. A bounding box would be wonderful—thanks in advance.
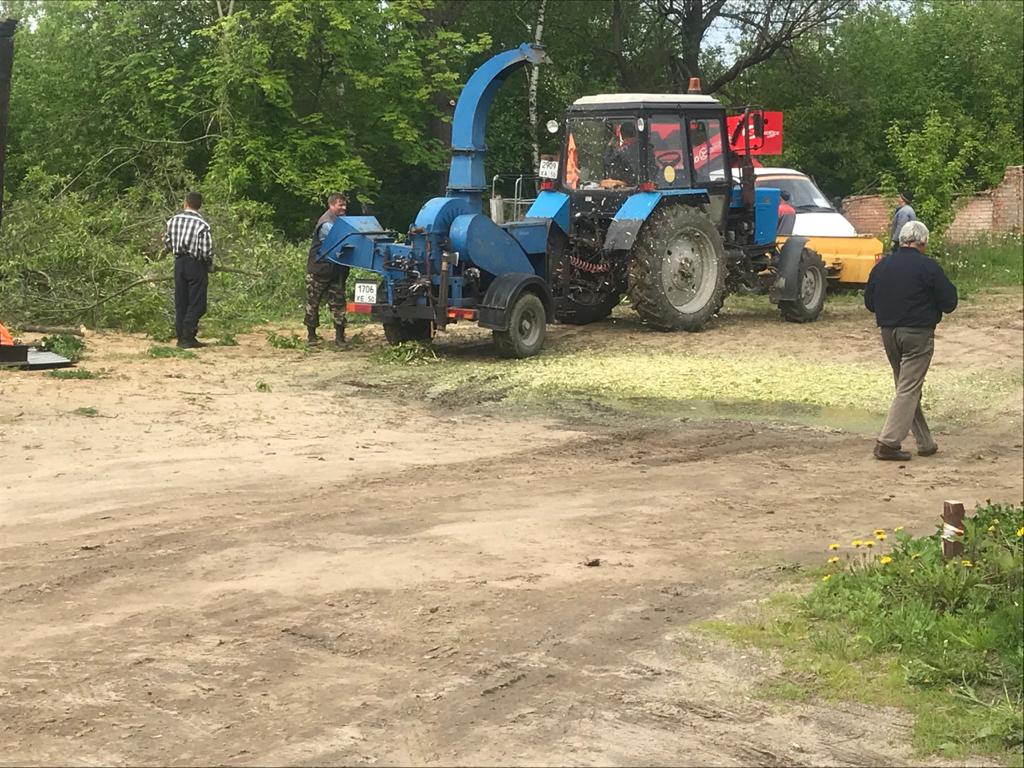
[175,256,209,341]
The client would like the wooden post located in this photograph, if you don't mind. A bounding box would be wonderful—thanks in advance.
[0,17,17,232]
[941,500,966,560]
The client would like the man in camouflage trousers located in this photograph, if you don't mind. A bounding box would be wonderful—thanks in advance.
[305,193,349,346]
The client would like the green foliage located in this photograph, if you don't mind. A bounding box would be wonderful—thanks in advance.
[147,345,197,359]
[266,331,307,350]
[735,1,1023,205]
[371,341,442,365]
[255,379,271,392]
[46,368,101,380]
[38,334,86,363]
[73,406,100,417]
[0,171,308,334]
[706,502,1024,758]
[883,111,975,235]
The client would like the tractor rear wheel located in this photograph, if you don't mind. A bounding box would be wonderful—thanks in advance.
[383,319,433,345]
[627,204,727,331]
[779,248,827,323]
[493,292,546,359]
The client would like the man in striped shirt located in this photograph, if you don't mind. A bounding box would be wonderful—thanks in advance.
[164,192,214,348]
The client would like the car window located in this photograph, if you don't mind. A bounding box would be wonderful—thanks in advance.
[755,176,834,211]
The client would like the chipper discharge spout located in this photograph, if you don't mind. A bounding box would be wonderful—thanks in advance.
[318,43,560,359]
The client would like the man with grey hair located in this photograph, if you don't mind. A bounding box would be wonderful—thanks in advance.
[865,220,958,461]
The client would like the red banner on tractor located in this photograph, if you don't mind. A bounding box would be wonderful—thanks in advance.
[727,111,783,155]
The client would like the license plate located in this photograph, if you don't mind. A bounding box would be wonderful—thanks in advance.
[353,280,378,304]
[538,158,559,179]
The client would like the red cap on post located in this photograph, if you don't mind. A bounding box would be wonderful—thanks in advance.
[687,77,702,94]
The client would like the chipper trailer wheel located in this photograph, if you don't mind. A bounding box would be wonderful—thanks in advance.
[778,248,827,323]
[627,204,727,331]
[493,292,546,359]
[383,319,433,345]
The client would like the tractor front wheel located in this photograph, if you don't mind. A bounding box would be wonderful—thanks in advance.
[493,292,546,358]
[627,204,727,331]
[383,319,433,345]
[778,249,827,323]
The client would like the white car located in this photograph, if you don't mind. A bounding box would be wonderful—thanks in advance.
[753,167,858,237]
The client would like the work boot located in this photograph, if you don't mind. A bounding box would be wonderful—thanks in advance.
[874,441,911,461]
[306,325,320,346]
[918,444,939,457]
[334,324,346,346]
[177,338,205,350]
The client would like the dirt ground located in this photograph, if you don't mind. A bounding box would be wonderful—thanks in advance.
[2,292,1022,767]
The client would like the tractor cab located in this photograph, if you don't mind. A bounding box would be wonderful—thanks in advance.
[557,94,736,230]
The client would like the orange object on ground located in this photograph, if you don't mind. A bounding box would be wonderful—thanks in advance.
[0,322,13,346]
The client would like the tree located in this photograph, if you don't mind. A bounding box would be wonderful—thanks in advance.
[650,0,854,94]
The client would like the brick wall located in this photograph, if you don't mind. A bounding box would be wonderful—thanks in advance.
[945,194,994,244]
[842,194,890,237]
[992,165,1023,234]
[840,166,1024,242]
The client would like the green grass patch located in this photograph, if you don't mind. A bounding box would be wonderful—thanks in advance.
[39,334,86,362]
[73,406,100,417]
[147,345,196,359]
[46,368,102,379]
[255,379,271,392]
[934,234,1024,294]
[702,502,1024,760]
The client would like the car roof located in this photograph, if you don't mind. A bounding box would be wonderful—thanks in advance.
[753,167,805,177]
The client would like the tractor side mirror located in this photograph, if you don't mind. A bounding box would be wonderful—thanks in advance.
[750,110,765,141]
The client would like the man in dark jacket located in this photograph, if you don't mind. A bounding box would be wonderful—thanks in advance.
[865,220,958,461]
[305,193,349,346]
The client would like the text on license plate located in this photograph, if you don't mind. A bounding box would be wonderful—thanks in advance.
[353,281,378,304]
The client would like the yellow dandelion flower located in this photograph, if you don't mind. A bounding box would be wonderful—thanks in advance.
[879,556,893,565]
[961,560,973,568]
[911,553,921,559]
[1017,526,1024,537]
[894,526,904,533]
[852,539,863,548]
[822,574,831,582]
[874,529,885,537]
[864,540,874,548]
[828,543,840,551]
[988,525,996,533]
[828,556,840,564]
[875,532,887,541]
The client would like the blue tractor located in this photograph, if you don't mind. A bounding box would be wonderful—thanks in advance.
[319,45,826,358]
